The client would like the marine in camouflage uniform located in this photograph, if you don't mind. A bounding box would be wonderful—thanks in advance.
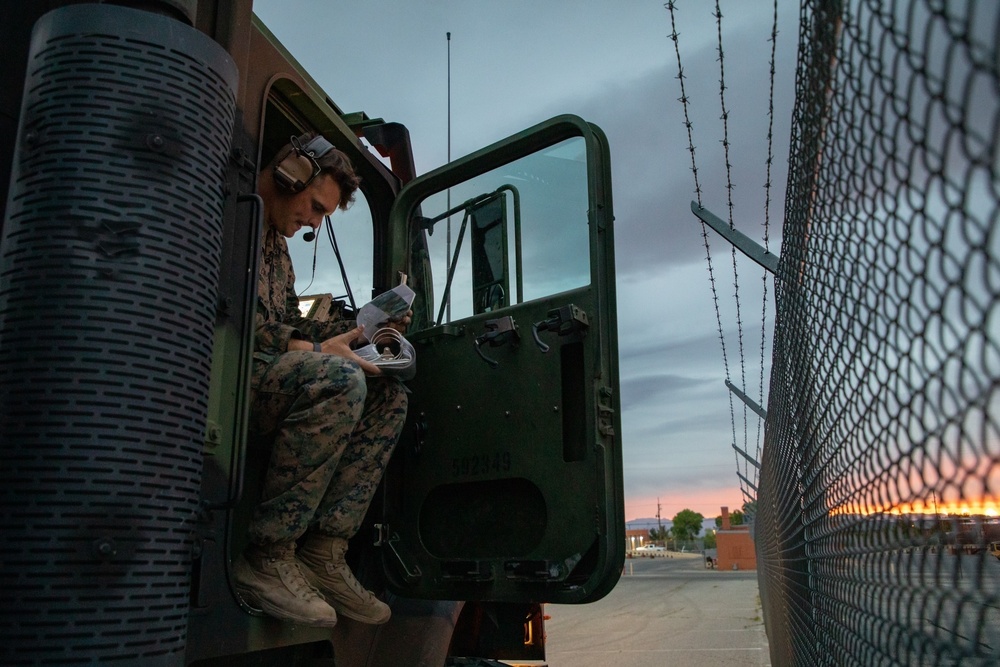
[248,224,406,545]
[232,135,406,627]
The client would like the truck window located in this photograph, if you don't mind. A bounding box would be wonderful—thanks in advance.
[287,191,375,312]
[417,136,590,325]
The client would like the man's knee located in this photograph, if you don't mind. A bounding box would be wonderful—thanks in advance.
[311,357,368,405]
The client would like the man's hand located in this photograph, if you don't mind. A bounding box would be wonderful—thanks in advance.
[385,309,413,334]
[315,326,381,375]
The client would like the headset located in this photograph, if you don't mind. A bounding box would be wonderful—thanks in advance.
[272,133,336,195]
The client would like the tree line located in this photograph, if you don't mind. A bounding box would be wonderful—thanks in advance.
[647,505,750,550]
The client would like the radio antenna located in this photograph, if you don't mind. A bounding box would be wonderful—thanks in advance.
[446,31,452,323]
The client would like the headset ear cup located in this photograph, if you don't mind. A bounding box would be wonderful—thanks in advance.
[273,149,312,193]
[271,134,334,194]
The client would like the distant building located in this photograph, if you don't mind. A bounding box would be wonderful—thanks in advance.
[625,528,652,552]
[717,506,757,570]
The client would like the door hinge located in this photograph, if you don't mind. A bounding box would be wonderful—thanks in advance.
[597,385,616,437]
[230,147,257,173]
[204,419,222,450]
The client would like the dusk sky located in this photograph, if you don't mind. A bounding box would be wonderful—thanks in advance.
[253,0,802,521]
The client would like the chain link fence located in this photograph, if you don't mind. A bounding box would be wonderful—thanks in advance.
[756,0,1000,665]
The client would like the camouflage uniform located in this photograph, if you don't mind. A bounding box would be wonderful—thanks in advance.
[248,226,407,545]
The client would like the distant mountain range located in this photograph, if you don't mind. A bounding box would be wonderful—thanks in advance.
[626,517,719,536]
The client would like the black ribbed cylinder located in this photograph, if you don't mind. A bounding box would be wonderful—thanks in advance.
[0,4,236,665]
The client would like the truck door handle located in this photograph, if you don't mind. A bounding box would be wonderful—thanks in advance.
[474,316,519,368]
[531,304,589,352]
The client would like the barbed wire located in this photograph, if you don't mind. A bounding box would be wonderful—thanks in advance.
[666,0,733,443]
[713,0,753,504]
[752,0,780,503]
[668,1,779,513]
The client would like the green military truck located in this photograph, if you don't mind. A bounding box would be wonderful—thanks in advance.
[0,2,624,665]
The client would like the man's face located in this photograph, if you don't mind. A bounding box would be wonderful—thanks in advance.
[268,173,343,239]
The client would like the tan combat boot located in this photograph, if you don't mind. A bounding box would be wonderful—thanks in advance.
[298,534,391,624]
[232,542,338,627]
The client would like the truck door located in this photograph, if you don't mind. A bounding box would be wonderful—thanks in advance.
[380,115,623,604]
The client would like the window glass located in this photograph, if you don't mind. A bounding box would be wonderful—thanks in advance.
[288,189,374,315]
[416,137,590,324]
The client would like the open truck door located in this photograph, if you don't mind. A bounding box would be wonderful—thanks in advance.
[380,115,624,604]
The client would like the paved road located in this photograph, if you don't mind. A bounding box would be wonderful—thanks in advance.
[543,553,770,667]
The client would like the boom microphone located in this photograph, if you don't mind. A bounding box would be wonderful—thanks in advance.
[302,230,316,242]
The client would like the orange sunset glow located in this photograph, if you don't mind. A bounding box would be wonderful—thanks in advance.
[628,494,1000,522]
[834,497,1000,517]
[626,487,747,521]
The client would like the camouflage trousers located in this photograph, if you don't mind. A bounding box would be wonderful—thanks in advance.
[247,350,407,545]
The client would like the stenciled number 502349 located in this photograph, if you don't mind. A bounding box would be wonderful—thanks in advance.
[452,452,512,477]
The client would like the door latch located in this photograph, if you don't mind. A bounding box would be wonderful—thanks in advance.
[474,316,519,368]
[532,304,589,352]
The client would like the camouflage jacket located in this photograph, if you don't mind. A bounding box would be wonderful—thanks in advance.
[253,226,353,381]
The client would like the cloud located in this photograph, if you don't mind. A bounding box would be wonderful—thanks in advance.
[621,372,706,405]
[525,4,799,279]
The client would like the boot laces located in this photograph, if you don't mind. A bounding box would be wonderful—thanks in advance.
[272,557,323,600]
[333,563,379,602]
